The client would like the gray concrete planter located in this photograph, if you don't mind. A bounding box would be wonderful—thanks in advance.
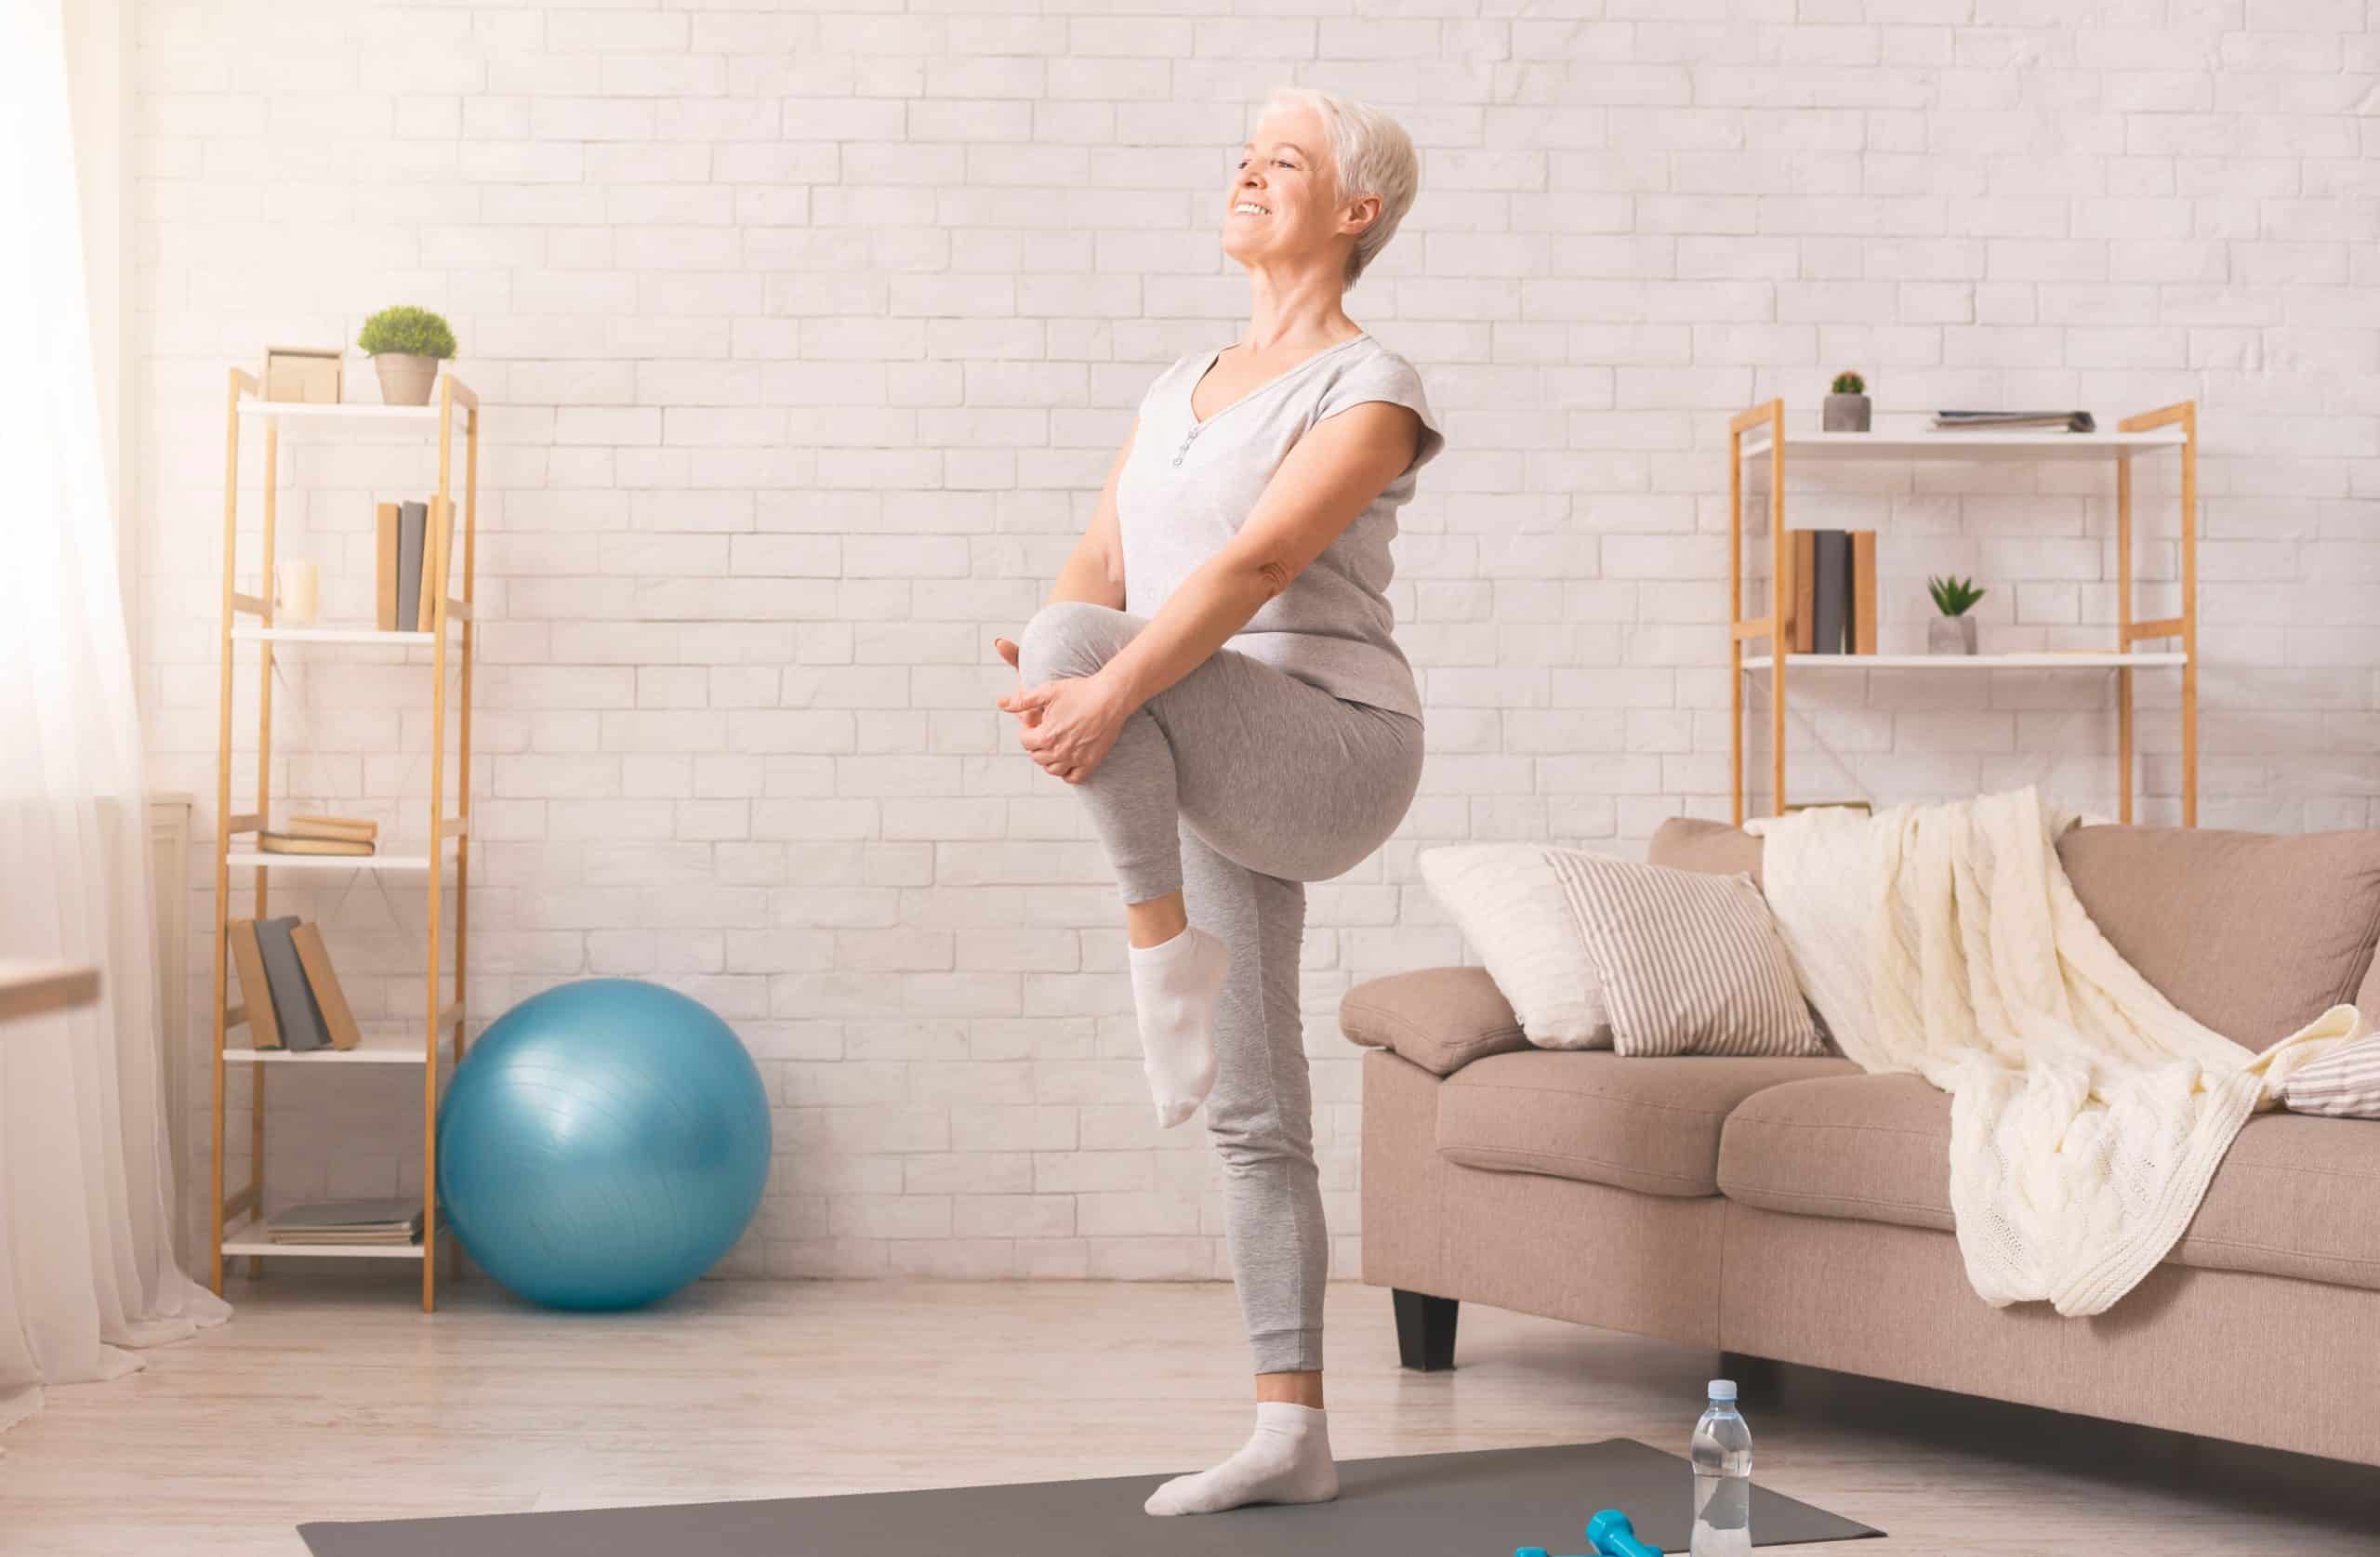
[1928,615,1979,654]
[1823,392,1871,432]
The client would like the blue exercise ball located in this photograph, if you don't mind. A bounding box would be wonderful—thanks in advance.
[437,978,772,1311]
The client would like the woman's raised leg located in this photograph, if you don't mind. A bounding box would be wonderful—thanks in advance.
[1015,601,1228,1125]
[1014,601,1190,904]
[1012,599,1423,1133]
[1012,600,1423,908]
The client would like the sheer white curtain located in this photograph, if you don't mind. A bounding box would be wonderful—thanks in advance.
[1,0,231,1438]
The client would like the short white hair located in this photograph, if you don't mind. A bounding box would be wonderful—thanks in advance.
[1258,86,1420,292]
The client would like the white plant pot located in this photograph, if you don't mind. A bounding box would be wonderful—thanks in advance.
[374,352,441,407]
[1928,615,1978,655]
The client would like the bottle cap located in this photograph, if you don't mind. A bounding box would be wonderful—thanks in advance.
[1708,1379,1737,1402]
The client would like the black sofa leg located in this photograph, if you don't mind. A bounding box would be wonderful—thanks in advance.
[1393,1288,1459,1372]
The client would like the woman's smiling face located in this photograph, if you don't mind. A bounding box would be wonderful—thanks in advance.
[1222,102,1342,267]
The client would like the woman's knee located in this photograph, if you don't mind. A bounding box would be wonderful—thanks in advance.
[1017,600,1131,685]
[1206,1085,1316,1162]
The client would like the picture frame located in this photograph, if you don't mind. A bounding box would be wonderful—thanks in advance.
[261,344,343,405]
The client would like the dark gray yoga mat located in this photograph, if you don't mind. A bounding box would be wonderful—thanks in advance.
[298,1436,1881,1556]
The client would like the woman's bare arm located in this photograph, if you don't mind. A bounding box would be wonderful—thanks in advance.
[993,418,1138,704]
[1045,416,1136,610]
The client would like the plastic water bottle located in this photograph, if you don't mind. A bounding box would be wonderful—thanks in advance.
[1689,1379,1752,1557]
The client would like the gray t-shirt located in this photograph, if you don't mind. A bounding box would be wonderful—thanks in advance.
[1117,332,1445,721]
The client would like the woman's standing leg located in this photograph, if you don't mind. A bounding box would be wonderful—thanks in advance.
[1183,828,1325,1378]
[1143,827,1336,1516]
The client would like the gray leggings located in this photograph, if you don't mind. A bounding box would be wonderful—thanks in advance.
[1017,600,1425,1374]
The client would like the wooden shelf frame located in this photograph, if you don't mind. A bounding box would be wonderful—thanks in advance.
[208,368,480,1313]
[1726,399,2197,827]
[0,961,101,1026]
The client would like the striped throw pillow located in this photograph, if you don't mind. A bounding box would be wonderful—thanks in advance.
[1543,848,1824,1059]
[2281,1031,2380,1118]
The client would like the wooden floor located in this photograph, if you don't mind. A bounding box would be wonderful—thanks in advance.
[12,1274,2380,1554]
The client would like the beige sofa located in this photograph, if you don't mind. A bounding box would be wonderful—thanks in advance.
[1344,817,2380,1467]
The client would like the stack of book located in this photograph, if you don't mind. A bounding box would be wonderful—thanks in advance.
[228,914,364,1052]
[1790,530,1879,655]
[257,812,377,858]
[374,498,454,630]
[1932,409,2096,433]
[271,1198,423,1247]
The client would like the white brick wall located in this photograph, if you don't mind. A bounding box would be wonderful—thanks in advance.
[139,2,2380,1284]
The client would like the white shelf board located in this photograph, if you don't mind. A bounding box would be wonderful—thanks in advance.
[221,1218,426,1260]
[236,400,441,423]
[1741,651,2188,671]
[224,850,439,871]
[225,1034,443,1064]
[1738,428,2187,462]
[232,624,445,645]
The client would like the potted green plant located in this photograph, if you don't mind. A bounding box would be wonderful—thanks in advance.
[1824,370,1871,432]
[356,305,457,407]
[1927,574,1985,654]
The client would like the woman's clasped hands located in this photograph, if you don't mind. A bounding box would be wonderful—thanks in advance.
[992,635,1133,786]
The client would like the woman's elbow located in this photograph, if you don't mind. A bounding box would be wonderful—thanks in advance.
[1220,553,1296,603]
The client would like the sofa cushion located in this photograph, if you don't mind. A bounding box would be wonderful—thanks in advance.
[1339,967,1531,1076]
[1718,1073,2380,1292]
[2058,824,2380,1050]
[1436,1049,1857,1197]
[1651,817,2380,1052]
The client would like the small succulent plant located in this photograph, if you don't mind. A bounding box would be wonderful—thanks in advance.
[357,304,456,360]
[1831,370,1866,396]
[1928,574,1986,617]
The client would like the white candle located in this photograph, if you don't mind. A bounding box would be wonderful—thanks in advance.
[274,560,320,625]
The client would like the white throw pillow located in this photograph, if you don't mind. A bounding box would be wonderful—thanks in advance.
[1418,844,1613,1049]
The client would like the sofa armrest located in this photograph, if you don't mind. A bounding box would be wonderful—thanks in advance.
[1340,967,1529,1076]
[1648,815,1764,884]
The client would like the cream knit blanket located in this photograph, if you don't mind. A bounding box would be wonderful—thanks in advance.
[1748,787,2365,1315]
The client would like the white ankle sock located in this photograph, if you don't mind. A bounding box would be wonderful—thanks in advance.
[1144,1402,1338,1516]
[1125,924,1227,1128]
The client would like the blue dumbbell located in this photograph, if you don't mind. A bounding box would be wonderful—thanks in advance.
[1511,1507,1664,1557]
[1587,1509,1663,1557]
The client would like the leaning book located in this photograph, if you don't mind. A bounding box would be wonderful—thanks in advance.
[287,812,378,844]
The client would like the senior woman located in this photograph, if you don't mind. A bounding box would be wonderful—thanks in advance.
[990,87,1444,1517]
